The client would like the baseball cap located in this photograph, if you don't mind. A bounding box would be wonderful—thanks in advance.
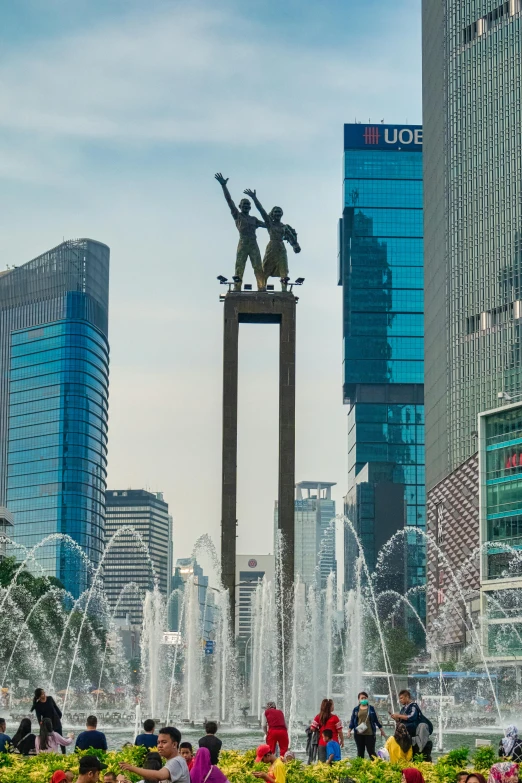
[255,744,272,763]
[79,755,108,774]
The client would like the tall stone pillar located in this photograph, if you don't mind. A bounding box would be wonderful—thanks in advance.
[220,291,296,642]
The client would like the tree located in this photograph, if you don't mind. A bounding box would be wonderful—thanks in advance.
[365,621,421,674]
[0,557,126,693]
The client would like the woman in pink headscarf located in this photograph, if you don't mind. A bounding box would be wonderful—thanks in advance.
[190,747,230,783]
[487,763,519,783]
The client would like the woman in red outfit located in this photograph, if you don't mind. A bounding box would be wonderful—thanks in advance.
[311,699,344,763]
[263,701,289,757]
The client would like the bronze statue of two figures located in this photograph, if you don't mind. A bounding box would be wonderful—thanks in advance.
[215,173,301,292]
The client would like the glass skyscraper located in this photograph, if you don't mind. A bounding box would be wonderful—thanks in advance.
[479,401,522,657]
[423,0,522,656]
[0,239,110,597]
[339,124,425,630]
[423,0,522,491]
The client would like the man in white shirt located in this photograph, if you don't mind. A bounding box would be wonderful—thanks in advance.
[120,727,190,783]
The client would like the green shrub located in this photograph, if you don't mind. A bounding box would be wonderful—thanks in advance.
[0,746,501,783]
[472,745,498,771]
[441,748,470,768]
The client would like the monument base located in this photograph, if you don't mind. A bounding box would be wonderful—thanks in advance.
[220,290,296,640]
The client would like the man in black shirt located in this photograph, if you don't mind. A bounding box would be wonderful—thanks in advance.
[198,722,222,765]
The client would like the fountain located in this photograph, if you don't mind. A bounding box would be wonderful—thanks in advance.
[0,515,519,754]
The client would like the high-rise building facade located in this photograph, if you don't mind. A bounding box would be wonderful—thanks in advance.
[423,0,522,655]
[275,481,336,590]
[339,125,425,627]
[235,554,275,639]
[0,239,110,597]
[104,489,171,625]
[423,0,522,490]
[479,401,522,658]
[169,556,217,640]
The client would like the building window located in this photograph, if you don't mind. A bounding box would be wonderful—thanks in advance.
[436,502,444,544]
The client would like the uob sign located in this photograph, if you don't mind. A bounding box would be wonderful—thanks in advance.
[382,127,422,145]
[344,123,423,151]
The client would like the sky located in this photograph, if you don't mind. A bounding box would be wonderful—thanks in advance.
[0,0,422,581]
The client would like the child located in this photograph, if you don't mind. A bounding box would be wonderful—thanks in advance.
[180,742,195,770]
[323,729,341,764]
[253,744,286,783]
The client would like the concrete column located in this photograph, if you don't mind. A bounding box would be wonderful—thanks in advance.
[221,297,239,623]
[220,292,296,643]
[278,299,296,600]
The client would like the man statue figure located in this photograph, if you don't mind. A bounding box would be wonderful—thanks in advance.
[215,173,266,291]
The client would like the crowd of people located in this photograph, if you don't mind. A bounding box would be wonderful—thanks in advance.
[3,687,522,782]
[304,690,433,764]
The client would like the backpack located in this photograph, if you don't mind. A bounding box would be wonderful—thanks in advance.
[415,705,433,735]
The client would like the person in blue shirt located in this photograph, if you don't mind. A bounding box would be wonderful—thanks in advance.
[135,719,158,749]
[75,715,108,751]
[0,718,11,752]
[322,729,341,764]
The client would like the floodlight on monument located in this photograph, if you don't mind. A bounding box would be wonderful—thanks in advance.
[288,277,305,293]
[217,275,228,284]
[280,277,290,285]
[232,276,242,284]
[244,284,252,291]
[267,285,275,291]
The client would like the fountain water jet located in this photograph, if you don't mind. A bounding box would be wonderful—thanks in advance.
[141,587,166,718]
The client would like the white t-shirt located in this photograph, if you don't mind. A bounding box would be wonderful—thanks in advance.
[165,755,190,783]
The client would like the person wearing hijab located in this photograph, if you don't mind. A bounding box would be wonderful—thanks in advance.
[488,763,519,783]
[384,723,413,764]
[191,747,230,783]
[402,770,426,783]
[262,702,289,758]
[500,726,522,762]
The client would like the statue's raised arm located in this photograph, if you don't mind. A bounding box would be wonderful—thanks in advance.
[215,174,266,291]
[215,173,239,220]
[244,189,270,227]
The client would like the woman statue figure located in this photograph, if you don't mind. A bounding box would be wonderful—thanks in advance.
[244,189,301,291]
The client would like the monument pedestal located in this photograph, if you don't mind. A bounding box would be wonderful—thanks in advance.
[220,291,296,655]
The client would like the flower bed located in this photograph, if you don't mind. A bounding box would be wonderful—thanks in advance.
[0,745,499,783]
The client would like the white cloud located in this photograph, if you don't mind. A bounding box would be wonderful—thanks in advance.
[0,2,421,148]
[0,0,422,568]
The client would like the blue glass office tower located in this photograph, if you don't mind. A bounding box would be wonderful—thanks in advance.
[0,239,109,597]
[339,125,425,633]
